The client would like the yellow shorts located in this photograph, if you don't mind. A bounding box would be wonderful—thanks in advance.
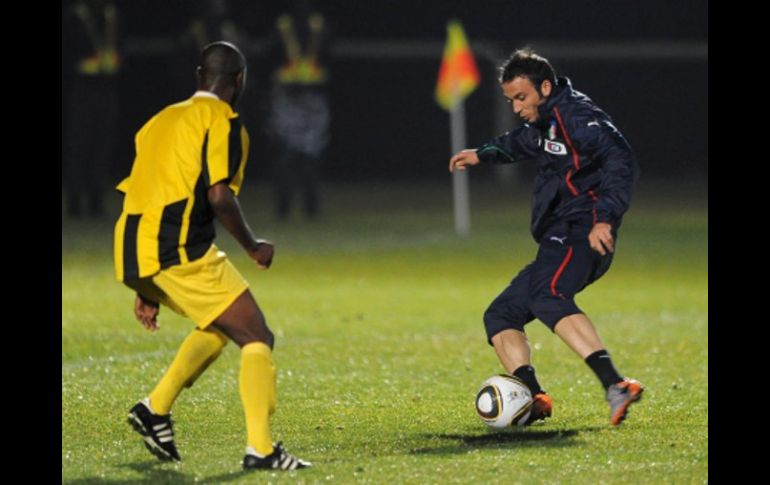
[126,244,249,328]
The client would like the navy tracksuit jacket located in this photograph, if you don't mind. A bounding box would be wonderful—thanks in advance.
[477,77,639,242]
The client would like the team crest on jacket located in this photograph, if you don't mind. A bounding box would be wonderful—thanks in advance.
[544,140,567,155]
[548,120,557,140]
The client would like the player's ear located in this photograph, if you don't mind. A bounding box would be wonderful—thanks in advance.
[540,80,552,98]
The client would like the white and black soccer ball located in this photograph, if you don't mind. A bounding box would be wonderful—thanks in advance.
[475,374,533,428]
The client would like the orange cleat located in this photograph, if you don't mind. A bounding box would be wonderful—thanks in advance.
[523,392,553,425]
[606,378,644,426]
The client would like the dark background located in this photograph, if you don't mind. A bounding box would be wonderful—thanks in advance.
[62,0,708,184]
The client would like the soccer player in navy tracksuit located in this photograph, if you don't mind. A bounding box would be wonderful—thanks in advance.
[450,48,644,426]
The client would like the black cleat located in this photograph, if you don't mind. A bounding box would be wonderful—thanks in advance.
[242,442,311,471]
[127,399,181,461]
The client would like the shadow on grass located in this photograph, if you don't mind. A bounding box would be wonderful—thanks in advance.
[410,426,603,455]
[64,460,255,484]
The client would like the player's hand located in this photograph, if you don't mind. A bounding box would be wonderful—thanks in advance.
[588,222,614,255]
[449,149,480,172]
[250,239,274,269]
[134,294,160,331]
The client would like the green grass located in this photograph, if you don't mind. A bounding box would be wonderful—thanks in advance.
[62,181,707,484]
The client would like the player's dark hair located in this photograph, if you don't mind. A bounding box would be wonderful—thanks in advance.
[498,48,556,96]
[197,41,246,87]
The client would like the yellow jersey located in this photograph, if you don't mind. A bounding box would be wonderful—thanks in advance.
[114,92,249,281]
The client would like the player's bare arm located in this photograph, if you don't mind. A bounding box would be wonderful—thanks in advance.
[588,222,614,256]
[449,149,480,172]
[208,182,274,269]
[134,294,160,331]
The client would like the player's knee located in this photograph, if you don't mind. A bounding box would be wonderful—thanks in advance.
[234,328,273,348]
[244,311,274,348]
[484,306,516,344]
[530,296,580,331]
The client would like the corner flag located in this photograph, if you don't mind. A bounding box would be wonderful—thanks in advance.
[435,20,480,111]
[436,20,480,238]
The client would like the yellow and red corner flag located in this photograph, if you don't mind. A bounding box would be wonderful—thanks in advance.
[435,20,481,111]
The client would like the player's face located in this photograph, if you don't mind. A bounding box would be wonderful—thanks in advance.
[502,76,551,123]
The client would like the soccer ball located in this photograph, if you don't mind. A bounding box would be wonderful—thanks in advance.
[475,374,533,428]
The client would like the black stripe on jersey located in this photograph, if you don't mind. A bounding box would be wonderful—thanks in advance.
[123,214,141,280]
[227,117,242,179]
[158,199,187,268]
[186,172,216,262]
[201,130,211,187]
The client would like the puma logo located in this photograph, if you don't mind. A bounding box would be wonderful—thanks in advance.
[549,236,567,245]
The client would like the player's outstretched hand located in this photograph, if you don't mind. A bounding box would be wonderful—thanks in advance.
[449,149,480,172]
[250,239,274,269]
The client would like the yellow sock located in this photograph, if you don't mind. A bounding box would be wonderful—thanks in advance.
[148,327,228,415]
[240,342,276,455]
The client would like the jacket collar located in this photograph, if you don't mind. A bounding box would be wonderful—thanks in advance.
[535,76,573,127]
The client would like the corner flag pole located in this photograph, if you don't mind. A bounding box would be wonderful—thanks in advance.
[435,20,480,238]
[451,103,470,237]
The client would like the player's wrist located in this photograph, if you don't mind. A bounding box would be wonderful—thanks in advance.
[137,293,159,308]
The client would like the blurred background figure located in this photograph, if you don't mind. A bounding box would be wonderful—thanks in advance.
[265,0,331,221]
[63,0,121,218]
[177,0,244,92]
[188,0,241,50]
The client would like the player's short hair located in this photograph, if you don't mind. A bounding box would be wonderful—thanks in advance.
[498,48,557,93]
[198,41,246,87]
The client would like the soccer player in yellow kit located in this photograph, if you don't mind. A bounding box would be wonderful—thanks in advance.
[114,41,310,471]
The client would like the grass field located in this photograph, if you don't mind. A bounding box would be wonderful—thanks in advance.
[62,180,708,484]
